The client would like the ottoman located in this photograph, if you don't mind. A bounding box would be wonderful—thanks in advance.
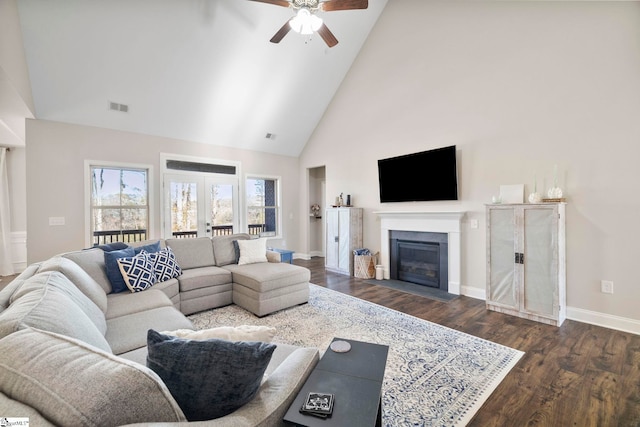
[223,262,310,317]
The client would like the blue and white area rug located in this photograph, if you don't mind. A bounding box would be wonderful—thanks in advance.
[189,285,524,426]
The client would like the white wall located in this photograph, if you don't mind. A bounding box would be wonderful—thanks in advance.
[299,1,640,327]
[26,119,301,264]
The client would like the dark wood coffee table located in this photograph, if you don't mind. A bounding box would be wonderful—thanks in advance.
[283,337,389,427]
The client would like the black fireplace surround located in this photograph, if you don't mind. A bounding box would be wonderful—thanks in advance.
[389,230,448,291]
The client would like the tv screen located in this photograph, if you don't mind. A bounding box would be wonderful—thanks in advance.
[378,145,458,203]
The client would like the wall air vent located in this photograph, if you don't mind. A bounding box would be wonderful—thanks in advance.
[108,101,129,113]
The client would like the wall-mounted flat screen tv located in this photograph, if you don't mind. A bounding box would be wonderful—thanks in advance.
[378,145,458,203]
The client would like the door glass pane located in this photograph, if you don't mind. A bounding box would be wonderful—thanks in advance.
[523,208,555,316]
[489,208,517,307]
[170,181,198,238]
[210,183,234,236]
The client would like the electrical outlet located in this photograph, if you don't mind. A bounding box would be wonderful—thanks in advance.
[470,219,479,229]
[601,280,614,294]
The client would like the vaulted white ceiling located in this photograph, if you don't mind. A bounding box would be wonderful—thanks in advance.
[16,0,387,157]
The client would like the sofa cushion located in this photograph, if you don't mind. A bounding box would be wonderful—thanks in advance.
[38,256,108,313]
[151,278,180,305]
[10,271,108,336]
[0,328,186,426]
[212,233,250,266]
[165,237,215,270]
[0,272,111,353]
[237,238,268,265]
[176,266,232,292]
[147,329,276,421]
[0,391,57,426]
[118,251,158,292]
[148,247,182,282]
[63,248,112,293]
[106,288,174,320]
[105,246,136,293]
[0,263,41,313]
[106,306,194,355]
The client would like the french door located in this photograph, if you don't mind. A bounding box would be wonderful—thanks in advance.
[163,174,239,239]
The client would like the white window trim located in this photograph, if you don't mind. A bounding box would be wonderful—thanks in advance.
[159,153,243,236]
[84,160,154,248]
[245,173,282,240]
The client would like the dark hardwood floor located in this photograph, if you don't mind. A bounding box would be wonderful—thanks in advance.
[295,257,640,427]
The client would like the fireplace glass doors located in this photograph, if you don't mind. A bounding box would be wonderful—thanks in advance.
[390,231,448,291]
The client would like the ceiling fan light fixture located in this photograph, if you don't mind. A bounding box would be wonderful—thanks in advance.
[289,8,322,35]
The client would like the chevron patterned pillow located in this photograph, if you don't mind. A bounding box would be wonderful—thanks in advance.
[117,252,157,292]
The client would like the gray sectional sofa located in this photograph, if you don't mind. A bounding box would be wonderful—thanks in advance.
[0,234,319,426]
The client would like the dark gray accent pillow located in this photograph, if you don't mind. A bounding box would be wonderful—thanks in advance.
[146,329,276,421]
[232,240,241,264]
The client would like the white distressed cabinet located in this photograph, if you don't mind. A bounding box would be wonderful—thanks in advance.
[325,207,363,276]
[486,203,566,326]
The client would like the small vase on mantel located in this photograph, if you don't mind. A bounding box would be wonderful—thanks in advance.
[547,165,563,199]
[528,192,542,203]
[528,174,542,203]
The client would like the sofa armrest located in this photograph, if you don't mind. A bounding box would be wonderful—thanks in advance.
[266,250,281,263]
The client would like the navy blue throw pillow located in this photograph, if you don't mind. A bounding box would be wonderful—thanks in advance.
[134,240,161,255]
[104,247,135,293]
[146,330,276,421]
[95,242,129,252]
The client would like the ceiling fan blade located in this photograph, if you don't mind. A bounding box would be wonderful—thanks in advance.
[270,20,293,44]
[321,0,368,12]
[317,23,338,47]
[248,0,291,8]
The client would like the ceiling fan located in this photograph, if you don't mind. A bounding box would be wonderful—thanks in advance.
[249,0,368,48]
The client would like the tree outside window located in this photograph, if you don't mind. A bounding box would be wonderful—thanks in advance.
[91,166,148,245]
[246,177,279,237]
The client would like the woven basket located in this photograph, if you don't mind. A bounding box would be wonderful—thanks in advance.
[354,254,376,279]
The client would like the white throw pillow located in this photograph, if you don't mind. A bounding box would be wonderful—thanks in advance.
[237,238,268,265]
[163,325,277,343]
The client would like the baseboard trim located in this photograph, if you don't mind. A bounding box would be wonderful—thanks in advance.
[566,307,640,335]
[294,253,311,261]
[459,285,640,335]
[461,285,485,301]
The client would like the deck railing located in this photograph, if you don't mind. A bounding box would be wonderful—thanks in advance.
[93,229,147,246]
[93,224,267,245]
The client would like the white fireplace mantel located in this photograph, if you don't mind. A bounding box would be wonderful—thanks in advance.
[374,211,466,295]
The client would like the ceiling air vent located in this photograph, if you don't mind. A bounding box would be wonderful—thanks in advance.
[108,101,129,113]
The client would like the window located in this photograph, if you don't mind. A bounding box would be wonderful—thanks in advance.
[89,165,149,246]
[246,177,280,237]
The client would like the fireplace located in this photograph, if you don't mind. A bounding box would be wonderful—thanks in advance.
[375,211,465,295]
[390,230,448,291]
